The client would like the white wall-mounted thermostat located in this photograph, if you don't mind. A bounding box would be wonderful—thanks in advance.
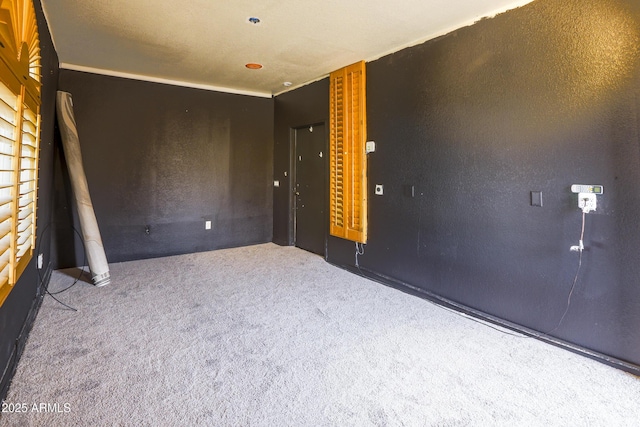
[571,184,603,194]
[571,184,603,213]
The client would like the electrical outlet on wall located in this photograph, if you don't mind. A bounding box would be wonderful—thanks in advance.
[578,193,597,213]
[571,184,602,214]
[205,221,212,230]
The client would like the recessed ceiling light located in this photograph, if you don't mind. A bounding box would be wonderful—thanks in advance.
[245,63,263,70]
[283,82,292,87]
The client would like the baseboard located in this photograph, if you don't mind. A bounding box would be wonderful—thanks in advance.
[333,262,640,377]
[0,263,52,402]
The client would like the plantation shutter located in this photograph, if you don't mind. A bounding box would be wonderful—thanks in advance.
[0,0,41,306]
[329,60,367,243]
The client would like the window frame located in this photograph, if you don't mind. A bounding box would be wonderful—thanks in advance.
[0,0,42,306]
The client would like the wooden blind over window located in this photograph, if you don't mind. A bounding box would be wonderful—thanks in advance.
[329,60,367,243]
[0,0,41,306]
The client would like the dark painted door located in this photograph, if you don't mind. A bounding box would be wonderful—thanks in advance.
[295,124,326,255]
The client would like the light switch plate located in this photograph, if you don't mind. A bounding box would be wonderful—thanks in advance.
[404,185,415,198]
[375,184,384,195]
[366,140,376,153]
[531,191,542,207]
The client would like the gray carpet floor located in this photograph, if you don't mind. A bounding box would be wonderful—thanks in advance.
[1,243,639,426]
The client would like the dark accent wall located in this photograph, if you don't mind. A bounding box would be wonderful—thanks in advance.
[54,71,274,266]
[274,0,640,370]
[273,79,329,245]
[0,0,59,399]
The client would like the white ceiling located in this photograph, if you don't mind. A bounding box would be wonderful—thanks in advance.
[41,0,534,98]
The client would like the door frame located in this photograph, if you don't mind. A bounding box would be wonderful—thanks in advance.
[289,121,328,258]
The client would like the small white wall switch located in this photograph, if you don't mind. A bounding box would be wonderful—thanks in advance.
[375,184,384,195]
[366,141,376,153]
[205,221,212,230]
[37,253,43,269]
[274,180,280,187]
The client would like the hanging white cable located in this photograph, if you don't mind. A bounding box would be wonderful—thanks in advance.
[546,211,586,335]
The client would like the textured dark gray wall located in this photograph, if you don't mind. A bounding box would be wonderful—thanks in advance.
[0,0,59,398]
[275,0,640,369]
[55,71,274,265]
